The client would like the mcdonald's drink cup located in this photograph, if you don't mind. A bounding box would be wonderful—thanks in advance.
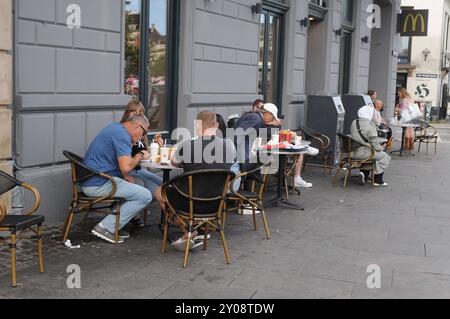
[149,143,160,163]
[160,147,171,164]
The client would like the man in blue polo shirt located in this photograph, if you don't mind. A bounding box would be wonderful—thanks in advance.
[81,114,153,244]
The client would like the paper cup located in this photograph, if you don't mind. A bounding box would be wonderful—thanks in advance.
[160,147,171,164]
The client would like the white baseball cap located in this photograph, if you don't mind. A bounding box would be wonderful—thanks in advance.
[262,103,280,121]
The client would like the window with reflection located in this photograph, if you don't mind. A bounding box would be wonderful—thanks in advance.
[147,0,168,131]
[309,0,327,8]
[124,0,178,132]
[125,0,141,98]
[341,0,354,26]
[258,11,282,105]
[398,36,411,64]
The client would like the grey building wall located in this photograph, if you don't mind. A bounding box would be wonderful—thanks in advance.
[13,0,131,223]
[177,0,262,133]
[177,0,312,132]
[283,0,308,130]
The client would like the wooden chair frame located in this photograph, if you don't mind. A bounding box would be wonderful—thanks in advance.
[333,134,376,188]
[295,127,333,177]
[414,121,438,155]
[0,172,44,287]
[62,151,122,244]
[223,164,271,239]
[161,169,234,268]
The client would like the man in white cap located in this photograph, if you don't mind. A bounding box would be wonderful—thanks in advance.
[350,105,391,187]
[234,102,282,171]
[234,102,316,188]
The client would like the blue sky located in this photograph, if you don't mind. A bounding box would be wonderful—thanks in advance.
[127,0,167,35]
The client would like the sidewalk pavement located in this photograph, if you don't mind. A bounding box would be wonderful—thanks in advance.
[1,126,450,299]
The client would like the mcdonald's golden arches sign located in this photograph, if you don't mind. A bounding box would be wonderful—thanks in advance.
[398,9,428,36]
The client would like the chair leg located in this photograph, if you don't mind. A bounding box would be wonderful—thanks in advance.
[426,142,429,155]
[143,209,149,226]
[115,203,120,244]
[222,202,227,230]
[435,140,437,154]
[371,169,375,189]
[284,176,289,200]
[343,169,350,188]
[62,206,75,243]
[204,223,209,251]
[252,205,258,231]
[11,231,17,287]
[329,158,333,175]
[418,141,422,153]
[260,202,271,240]
[219,228,231,265]
[37,224,44,273]
[162,211,169,254]
[323,158,327,176]
[183,222,194,268]
[333,166,341,185]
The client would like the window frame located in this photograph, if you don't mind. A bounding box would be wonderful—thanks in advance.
[133,0,180,133]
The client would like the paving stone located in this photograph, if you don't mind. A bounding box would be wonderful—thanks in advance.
[0,127,450,298]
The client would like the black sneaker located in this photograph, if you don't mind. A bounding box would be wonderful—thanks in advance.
[92,224,124,244]
[118,230,130,239]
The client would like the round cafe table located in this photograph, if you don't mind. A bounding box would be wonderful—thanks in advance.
[390,123,419,157]
[258,146,309,211]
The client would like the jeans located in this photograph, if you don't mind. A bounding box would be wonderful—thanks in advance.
[129,169,163,200]
[82,177,152,234]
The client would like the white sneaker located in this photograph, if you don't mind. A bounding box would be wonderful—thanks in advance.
[294,176,312,188]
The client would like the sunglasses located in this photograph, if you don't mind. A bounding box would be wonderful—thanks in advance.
[139,124,148,137]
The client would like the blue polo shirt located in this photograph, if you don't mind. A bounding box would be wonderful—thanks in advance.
[82,123,132,187]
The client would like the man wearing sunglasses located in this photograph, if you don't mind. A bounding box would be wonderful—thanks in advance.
[81,114,153,244]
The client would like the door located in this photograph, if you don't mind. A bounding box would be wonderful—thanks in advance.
[259,10,284,108]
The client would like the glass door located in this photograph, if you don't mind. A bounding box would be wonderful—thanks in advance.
[259,10,283,107]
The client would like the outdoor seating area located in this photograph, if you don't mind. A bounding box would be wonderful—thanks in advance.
[0,93,442,291]
[1,129,449,298]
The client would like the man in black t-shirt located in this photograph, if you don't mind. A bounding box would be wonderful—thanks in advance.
[171,111,235,171]
[165,111,236,250]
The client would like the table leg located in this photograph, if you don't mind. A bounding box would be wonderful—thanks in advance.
[400,127,406,156]
[264,154,304,211]
[159,170,171,233]
[391,127,414,157]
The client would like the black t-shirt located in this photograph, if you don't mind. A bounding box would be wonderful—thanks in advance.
[173,136,235,173]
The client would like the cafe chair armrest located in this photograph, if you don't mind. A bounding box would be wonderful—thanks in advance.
[0,202,6,224]
[21,182,41,216]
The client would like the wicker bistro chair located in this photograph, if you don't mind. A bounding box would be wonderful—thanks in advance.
[414,121,438,155]
[295,126,333,176]
[333,134,376,188]
[161,169,235,268]
[223,164,271,239]
[0,171,44,287]
[62,151,122,244]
